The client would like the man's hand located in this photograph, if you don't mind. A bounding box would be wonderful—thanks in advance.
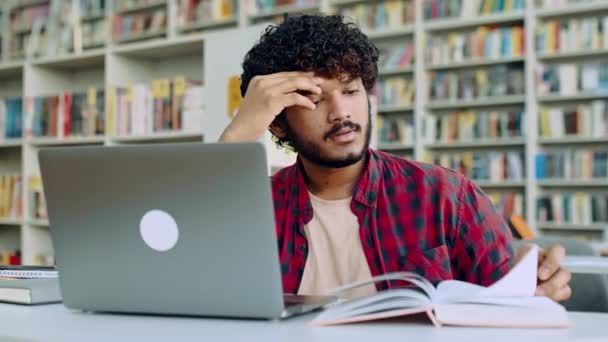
[219,71,324,143]
[516,244,572,302]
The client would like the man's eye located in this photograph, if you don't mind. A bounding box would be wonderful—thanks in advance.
[312,98,323,107]
[345,89,359,95]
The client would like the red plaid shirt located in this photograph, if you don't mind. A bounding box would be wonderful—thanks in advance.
[271,149,515,293]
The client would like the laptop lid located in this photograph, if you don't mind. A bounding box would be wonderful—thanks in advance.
[39,143,285,319]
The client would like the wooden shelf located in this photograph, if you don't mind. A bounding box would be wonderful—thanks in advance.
[538,136,608,145]
[537,49,608,61]
[424,12,525,31]
[178,17,238,33]
[378,105,414,113]
[378,143,414,151]
[537,179,608,187]
[248,4,320,21]
[31,49,105,69]
[378,66,414,76]
[26,136,106,146]
[538,93,608,103]
[114,30,167,45]
[27,219,49,227]
[112,34,203,59]
[538,223,608,231]
[115,1,166,15]
[0,139,24,148]
[81,12,106,22]
[0,218,22,226]
[364,25,415,39]
[426,56,524,71]
[474,180,527,188]
[536,2,608,18]
[426,138,526,149]
[427,95,526,110]
[110,131,203,143]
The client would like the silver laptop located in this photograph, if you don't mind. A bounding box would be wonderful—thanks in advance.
[39,142,334,319]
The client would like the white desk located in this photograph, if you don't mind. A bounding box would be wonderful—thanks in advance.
[0,304,607,342]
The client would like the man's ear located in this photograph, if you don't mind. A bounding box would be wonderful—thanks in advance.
[269,113,288,139]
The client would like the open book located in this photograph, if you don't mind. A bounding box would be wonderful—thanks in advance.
[312,245,570,328]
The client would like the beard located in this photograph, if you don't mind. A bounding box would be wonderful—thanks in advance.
[286,111,372,169]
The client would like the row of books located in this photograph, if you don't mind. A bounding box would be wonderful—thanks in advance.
[0,98,23,140]
[537,193,608,225]
[378,42,415,71]
[535,0,603,9]
[80,0,106,18]
[424,0,525,20]
[248,0,318,14]
[82,17,108,48]
[377,77,415,107]
[24,90,105,138]
[536,62,608,96]
[425,110,524,143]
[538,100,608,139]
[0,251,21,266]
[338,0,415,32]
[0,173,22,220]
[536,149,608,179]
[426,25,525,65]
[429,65,525,101]
[108,77,204,136]
[9,2,49,32]
[376,115,414,145]
[29,175,47,221]
[428,151,525,181]
[536,16,608,55]
[488,191,524,218]
[112,9,167,42]
[177,0,237,27]
[114,0,165,12]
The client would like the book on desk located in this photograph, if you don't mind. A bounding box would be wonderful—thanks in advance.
[311,245,571,328]
[0,266,61,305]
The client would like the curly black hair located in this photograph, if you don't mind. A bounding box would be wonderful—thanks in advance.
[240,14,379,149]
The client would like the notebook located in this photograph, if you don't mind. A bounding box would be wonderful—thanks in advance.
[0,278,62,305]
[0,266,58,279]
[311,245,570,328]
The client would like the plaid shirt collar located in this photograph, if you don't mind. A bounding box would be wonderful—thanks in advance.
[290,148,381,224]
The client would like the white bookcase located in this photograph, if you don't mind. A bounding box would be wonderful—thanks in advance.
[0,0,606,264]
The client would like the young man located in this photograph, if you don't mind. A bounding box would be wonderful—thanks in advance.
[220,15,571,301]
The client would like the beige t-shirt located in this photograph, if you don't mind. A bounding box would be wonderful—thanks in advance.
[297,192,377,299]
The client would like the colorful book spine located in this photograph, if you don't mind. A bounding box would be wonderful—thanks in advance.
[430,151,525,181]
[538,100,608,138]
[537,193,608,225]
[426,110,524,143]
[376,115,414,145]
[339,0,415,32]
[427,25,525,65]
[535,149,608,179]
[536,62,608,96]
[429,65,525,101]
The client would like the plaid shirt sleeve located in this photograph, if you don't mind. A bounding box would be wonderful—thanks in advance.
[451,178,516,286]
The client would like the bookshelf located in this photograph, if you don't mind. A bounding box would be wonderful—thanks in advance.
[0,0,606,264]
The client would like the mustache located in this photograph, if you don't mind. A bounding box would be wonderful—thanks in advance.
[324,121,361,140]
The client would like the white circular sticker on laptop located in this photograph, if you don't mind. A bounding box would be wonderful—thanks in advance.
[139,209,179,252]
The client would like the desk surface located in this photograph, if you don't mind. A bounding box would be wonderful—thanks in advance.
[1,304,607,342]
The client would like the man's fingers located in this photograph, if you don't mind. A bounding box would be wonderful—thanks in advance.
[272,78,323,96]
[281,93,316,111]
[539,245,566,281]
[264,71,317,79]
[536,268,572,300]
[554,285,573,302]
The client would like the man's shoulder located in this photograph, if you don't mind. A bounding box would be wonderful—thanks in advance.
[270,163,298,196]
[373,150,468,190]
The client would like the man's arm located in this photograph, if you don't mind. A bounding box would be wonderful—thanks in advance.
[219,72,322,143]
[452,179,572,302]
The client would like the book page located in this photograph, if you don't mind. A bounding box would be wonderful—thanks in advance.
[435,245,538,303]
